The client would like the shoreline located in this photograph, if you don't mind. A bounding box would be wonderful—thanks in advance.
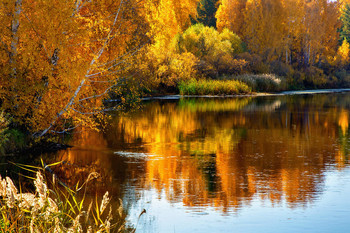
[141,88,350,100]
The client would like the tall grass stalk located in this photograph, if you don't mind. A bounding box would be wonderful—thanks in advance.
[0,161,127,232]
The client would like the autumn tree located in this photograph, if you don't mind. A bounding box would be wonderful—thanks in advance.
[340,3,350,43]
[242,0,285,60]
[173,24,245,76]
[216,0,247,36]
[336,38,350,66]
[0,0,149,136]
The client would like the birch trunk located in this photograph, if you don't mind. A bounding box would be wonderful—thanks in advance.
[9,0,23,78]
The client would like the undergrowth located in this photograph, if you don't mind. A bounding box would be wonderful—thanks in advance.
[228,74,287,92]
[0,161,131,232]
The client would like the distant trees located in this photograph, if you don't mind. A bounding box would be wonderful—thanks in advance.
[216,0,246,36]
[216,0,341,67]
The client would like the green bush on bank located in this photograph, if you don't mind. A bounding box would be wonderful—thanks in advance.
[0,112,10,155]
[179,79,251,95]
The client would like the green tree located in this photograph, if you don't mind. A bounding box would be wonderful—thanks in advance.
[340,3,350,43]
[173,24,245,76]
[195,0,219,28]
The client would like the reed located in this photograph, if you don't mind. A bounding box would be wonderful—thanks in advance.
[0,162,127,232]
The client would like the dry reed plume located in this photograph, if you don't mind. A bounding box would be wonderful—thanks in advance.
[0,167,127,232]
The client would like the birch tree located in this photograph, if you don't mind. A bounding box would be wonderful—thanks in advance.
[0,0,149,136]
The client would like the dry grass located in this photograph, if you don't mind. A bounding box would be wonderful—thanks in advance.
[227,74,287,92]
[0,162,128,232]
[178,78,251,95]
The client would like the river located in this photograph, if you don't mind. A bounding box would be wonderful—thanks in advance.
[21,92,350,232]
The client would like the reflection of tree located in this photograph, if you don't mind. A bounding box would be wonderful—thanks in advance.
[46,94,350,214]
[108,95,350,212]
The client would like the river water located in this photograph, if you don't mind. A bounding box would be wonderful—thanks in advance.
[48,93,350,232]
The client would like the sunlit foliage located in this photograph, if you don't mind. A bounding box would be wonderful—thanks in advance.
[0,0,148,136]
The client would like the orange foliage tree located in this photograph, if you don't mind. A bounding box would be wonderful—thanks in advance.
[0,0,149,136]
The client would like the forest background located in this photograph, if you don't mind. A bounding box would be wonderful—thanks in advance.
[2,0,350,149]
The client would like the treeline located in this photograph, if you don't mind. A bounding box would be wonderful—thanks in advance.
[133,0,350,93]
[1,0,350,137]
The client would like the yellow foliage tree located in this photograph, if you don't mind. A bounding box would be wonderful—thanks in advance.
[0,0,149,136]
[336,38,350,66]
[216,0,247,36]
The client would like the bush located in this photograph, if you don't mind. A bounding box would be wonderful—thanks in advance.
[269,60,293,77]
[335,69,350,87]
[178,78,251,95]
[172,24,244,58]
[0,111,9,155]
[236,53,269,74]
[303,66,328,88]
[232,74,287,92]
[172,24,245,77]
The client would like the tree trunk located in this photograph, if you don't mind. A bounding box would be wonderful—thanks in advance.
[9,0,23,78]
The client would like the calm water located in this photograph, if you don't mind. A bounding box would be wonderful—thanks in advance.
[52,93,350,232]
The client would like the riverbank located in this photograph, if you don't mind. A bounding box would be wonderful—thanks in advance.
[3,87,350,156]
[141,88,350,100]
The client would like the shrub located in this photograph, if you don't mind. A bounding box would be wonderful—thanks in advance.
[233,74,287,92]
[172,24,244,58]
[178,78,251,95]
[269,60,293,77]
[303,66,328,88]
[335,69,350,87]
[172,24,245,77]
[287,70,306,90]
[0,111,9,155]
[236,53,269,74]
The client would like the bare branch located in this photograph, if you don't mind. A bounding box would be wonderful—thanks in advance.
[50,124,81,134]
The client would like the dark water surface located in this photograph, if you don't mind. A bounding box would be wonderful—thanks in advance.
[53,93,350,232]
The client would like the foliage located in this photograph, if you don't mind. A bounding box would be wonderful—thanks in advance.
[232,74,287,92]
[173,24,244,57]
[1,0,350,142]
[0,112,10,155]
[216,0,247,36]
[178,78,251,95]
[216,0,340,66]
[335,39,350,67]
[340,3,350,43]
[132,49,200,93]
[0,0,149,137]
[194,0,219,27]
[171,24,245,78]
[0,163,128,232]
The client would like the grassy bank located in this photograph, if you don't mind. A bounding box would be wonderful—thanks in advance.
[177,74,288,96]
[178,79,251,95]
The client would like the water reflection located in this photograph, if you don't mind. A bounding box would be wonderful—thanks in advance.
[52,94,350,231]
